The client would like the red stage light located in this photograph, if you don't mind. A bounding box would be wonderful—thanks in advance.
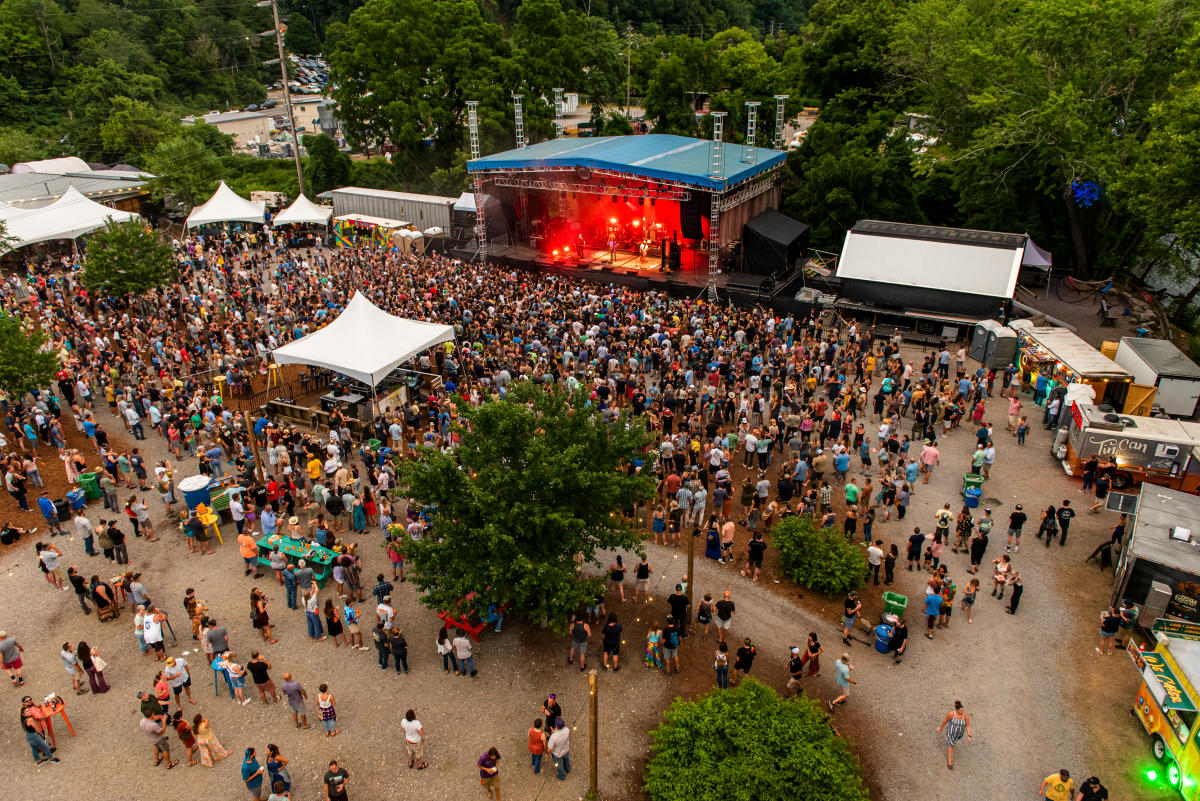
[553,249,560,256]
[610,217,617,224]
[632,220,641,227]
[563,246,571,253]
[654,223,662,229]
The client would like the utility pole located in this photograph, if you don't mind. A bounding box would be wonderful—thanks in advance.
[243,411,266,483]
[588,670,599,796]
[625,22,633,118]
[259,0,305,195]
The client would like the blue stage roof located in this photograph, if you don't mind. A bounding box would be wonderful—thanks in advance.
[467,134,786,192]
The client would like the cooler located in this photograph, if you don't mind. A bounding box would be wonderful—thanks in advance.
[874,624,893,654]
[883,591,907,618]
[66,489,86,511]
[179,475,214,510]
[78,471,101,500]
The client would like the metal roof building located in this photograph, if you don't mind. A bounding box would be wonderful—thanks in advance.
[467,134,786,192]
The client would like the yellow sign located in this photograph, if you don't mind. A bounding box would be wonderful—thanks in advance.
[1143,650,1198,712]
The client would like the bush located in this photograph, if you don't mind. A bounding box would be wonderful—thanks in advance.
[773,515,868,595]
[645,678,869,801]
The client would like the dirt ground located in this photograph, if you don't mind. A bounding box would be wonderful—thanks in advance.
[0,338,1181,801]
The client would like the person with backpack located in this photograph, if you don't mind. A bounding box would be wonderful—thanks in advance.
[662,618,682,675]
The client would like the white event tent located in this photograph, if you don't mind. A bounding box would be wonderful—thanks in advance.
[1,186,141,252]
[186,181,266,228]
[272,194,333,227]
[271,291,455,401]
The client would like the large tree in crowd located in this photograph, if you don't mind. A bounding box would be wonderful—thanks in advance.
[82,221,178,297]
[401,382,656,630]
[0,311,60,400]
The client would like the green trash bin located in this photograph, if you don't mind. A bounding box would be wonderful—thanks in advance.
[962,473,985,498]
[883,591,908,619]
[367,438,382,453]
[78,470,102,501]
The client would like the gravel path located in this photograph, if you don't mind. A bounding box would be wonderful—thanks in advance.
[0,355,1155,801]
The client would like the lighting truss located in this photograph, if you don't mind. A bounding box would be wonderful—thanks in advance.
[491,175,692,201]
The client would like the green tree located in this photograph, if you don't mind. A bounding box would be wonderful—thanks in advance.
[645,678,869,801]
[0,311,60,400]
[402,382,656,630]
[303,133,351,195]
[891,0,1195,274]
[783,97,925,251]
[81,220,177,297]
[328,0,510,158]
[144,135,222,208]
[285,13,322,56]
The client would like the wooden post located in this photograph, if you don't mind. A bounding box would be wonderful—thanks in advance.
[686,517,695,628]
[243,411,266,483]
[588,669,598,796]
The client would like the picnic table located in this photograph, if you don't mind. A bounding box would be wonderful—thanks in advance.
[436,591,510,642]
[255,534,335,587]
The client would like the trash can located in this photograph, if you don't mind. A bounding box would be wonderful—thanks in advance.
[54,497,71,522]
[179,475,214,510]
[883,591,908,619]
[964,486,983,509]
[67,489,86,511]
[874,624,893,654]
[78,470,101,501]
[962,473,985,495]
[367,438,382,453]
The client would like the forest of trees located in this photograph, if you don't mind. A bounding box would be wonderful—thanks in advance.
[2,0,1199,306]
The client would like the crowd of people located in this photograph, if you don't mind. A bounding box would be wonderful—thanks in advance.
[0,226,1116,796]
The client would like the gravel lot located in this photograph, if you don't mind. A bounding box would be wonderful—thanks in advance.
[0,344,1174,801]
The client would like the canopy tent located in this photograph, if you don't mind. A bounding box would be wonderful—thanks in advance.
[186,181,266,228]
[0,185,140,252]
[272,194,333,226]
[454,191,476,213]
[742,209,810,276]
[271,291,455,394]
[1022,235,1053,269]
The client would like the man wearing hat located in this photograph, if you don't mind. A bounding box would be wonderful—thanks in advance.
[1007,504,1027,553]
[785,646,805,698]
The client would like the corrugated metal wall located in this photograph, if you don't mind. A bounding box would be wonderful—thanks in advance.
[331,190,453,230]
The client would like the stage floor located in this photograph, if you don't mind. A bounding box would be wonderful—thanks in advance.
[478,243,724,287]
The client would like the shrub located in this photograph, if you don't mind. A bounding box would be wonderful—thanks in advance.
[645,678,869,801]
[773,515,868,595]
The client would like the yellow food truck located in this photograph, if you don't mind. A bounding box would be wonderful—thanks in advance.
[1133,628,1200,796]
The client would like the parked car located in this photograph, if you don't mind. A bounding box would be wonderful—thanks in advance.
[245,103,260,111]
[262,100,278,109]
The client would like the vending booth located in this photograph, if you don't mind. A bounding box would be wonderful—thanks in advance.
[1010,320,1147,414]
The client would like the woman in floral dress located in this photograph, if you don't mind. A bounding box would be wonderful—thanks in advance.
[192,714,231,767]
[644,621,664,669]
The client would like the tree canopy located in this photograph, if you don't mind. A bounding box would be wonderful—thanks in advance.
[81,221,178,297]
[645,678,870,801]
[401,382,656,630]
[0,312,60,400]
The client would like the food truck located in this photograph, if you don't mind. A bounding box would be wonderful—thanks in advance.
[1132,632,1200,796]
[1062,402,1200,492]
[1010,319,1150,414]
[1123,488,1200,794]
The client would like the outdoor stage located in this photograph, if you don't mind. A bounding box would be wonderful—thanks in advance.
[464,133,793,294]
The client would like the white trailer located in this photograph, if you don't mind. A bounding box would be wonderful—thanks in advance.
[330,187,456,232]
[1115,338,1200,419]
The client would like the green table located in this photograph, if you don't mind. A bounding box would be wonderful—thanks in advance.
[256,534,335,588]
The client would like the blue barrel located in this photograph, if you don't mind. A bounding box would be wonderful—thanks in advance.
[179,475,214,510]
[964,486,982,509]
[875,624,893,654]
[67,489,86,511]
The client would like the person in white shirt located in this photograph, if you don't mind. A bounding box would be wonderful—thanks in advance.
[376,597,395,629]
[866,541,884,585]
[547,718,571,780]
[401,709,428,769]
[452,630,476,676]
[229,496,246,535]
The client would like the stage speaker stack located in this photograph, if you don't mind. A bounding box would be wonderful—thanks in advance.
[680,196,705,240]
